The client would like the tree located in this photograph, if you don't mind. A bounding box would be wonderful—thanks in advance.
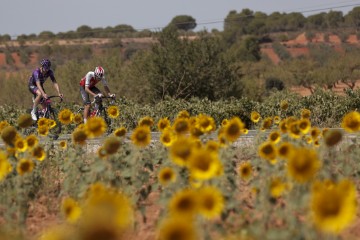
[345,7,360,29]
[38,31,55,40]
[76,25,94,38]
[167,15,197,31]
[143,27,239,101]
[226,36,261,62]
[325,11,344,28]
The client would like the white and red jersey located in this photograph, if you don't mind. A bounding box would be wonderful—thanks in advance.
[79,71,108,88]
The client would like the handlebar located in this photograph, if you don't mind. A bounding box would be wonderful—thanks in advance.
[91,96,115,105]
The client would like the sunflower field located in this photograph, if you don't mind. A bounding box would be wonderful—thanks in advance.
[0,90,360,240]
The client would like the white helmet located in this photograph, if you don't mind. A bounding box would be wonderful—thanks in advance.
[94,66,105,78]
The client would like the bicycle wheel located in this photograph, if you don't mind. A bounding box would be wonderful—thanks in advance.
[46,108,62,140]
[99,108,113,134]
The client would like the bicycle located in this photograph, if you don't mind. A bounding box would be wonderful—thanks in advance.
[77,95,116,134]
[26,95,63,140]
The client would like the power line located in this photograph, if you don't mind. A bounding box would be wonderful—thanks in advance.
[4,2,360,39]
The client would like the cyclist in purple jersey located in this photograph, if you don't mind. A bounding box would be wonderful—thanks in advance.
[28,59,63,120]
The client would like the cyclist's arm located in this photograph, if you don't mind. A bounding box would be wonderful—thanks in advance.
[50,72,63,98]
[102,78,113,97]
[52,82,63,98]
[104,85,111,96]
[85,86,98,97]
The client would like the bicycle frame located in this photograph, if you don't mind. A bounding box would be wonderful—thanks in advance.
[38,96,63,119]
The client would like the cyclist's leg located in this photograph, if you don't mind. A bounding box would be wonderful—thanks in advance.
[29,85,42,121]
[80,86,91,123]
[91,87,101,110]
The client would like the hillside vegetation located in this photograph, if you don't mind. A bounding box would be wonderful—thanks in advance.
[2,7,360,107]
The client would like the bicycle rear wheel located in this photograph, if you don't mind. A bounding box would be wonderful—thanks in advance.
[46,108,62,140]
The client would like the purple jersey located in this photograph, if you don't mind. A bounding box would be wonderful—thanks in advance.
[28,68,56,86]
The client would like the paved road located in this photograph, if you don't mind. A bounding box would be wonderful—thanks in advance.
[0,128,358,149]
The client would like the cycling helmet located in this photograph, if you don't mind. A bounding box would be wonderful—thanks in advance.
[40,58,51,70]
[94,66,105,78]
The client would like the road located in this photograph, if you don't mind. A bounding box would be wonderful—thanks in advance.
[0,129,358,150]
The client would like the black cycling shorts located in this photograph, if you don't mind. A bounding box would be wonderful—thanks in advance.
[80,86,101,105]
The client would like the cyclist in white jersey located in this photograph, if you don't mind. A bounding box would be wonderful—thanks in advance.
[79,66,115,123]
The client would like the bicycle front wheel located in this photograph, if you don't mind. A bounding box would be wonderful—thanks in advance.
[47,108,62,140]
[98,108,113,134]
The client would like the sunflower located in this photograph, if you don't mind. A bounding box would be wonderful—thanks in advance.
[157,118,171,132]
[217,132,228,148]
[85,117,107,138]
[158,167,176,186]
[205,140,220,153]
[0,120,10,133]
[250,111,261,123]
[221,119,229,126]
[176,110,190,119]
[222,117,245,142]
[37,118,48,128]
[83,186,134,229]
[258,141,277,163]
[107,106,120,119]
[93,148,105,161]
[158,217,198,240]
[189,125,204,138]
[38,125,49,136]
[187,148,221,180]
[173,118,190,135]
[310,127,322,140]
[38,225,74,240]
[17,114,33,128]
[268,131,281,144]
[72,129,88,145]
[310,179,357,234]
[61,197,82,223]
[160,129,176,147]
[195,114,216,133]
[0,151,11,181]
[59,140,67,150]
[138,116,154,128]
[298,118,311,134]
[323,129,343,147]
[238,161,252,181]
[197,186,224,219]
[47,119,57,129]
[304,136,313,144]
[287,147,321,183]
[103,136,121,155]
[15,138,27,152]
[288,121,302,139]
[280,100,289,110]
[1,126,18,146]
[277,142,294,160]
[169,137,195,166]
[341,111,360,132]
[16,158,34,175]
[131,125,151,147]
[58,109,74,125]
[273,116,281,124]
[262,117,273,130]
[168,188,198,218]
[73,113,83,124]
[269,177,289,198]
[242,128,249,134]
[301,108,311,119]
[32,145,46,161]
[279,120,288,133]
[113,127,127,137]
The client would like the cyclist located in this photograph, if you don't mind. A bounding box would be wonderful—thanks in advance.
[79,66,115,123]
[28,58,64,121]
